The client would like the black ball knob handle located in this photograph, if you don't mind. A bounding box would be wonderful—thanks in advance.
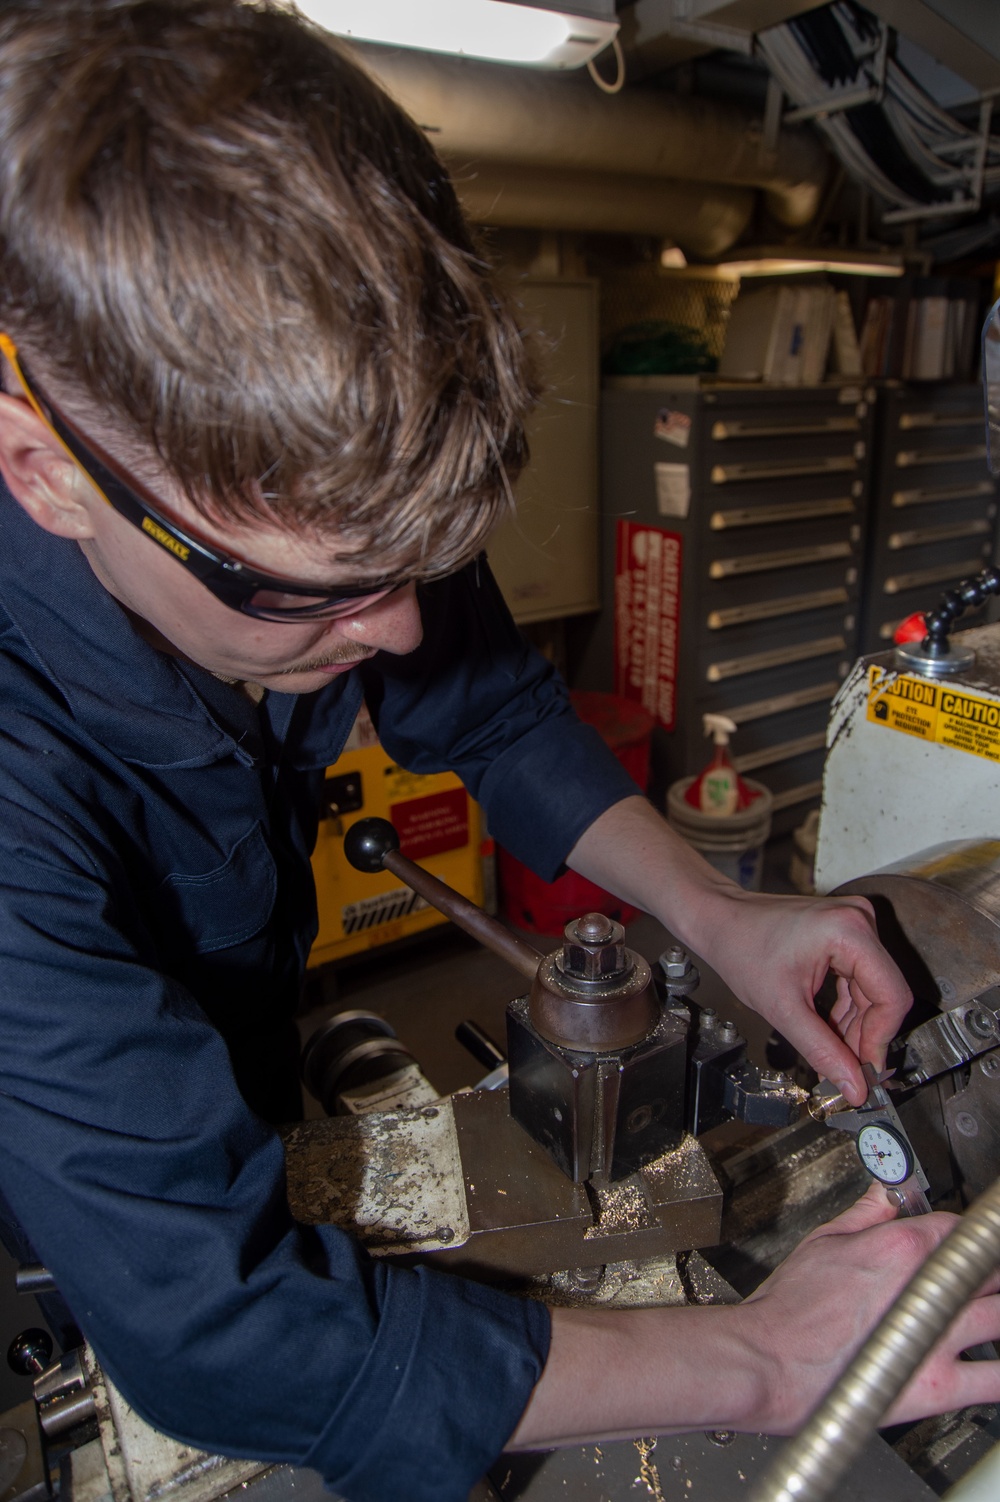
[7,1328,53,1377]
[343,817,401,873]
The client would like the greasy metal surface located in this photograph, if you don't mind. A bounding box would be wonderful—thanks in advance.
[836,841,1000,1008]
[901,998,1000,1082]
[433,1089,722,1279]
[282,1104,469,1254]
[707,1119,869,1295]
[944,1049,1000,1200]
[488,1429,935,1502]
[506,997,688,1182]
[530,950,658,1050]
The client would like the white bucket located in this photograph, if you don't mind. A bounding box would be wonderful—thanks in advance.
[666,776,773,892]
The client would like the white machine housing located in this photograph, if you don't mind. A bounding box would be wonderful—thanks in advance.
[816,621,1000,893]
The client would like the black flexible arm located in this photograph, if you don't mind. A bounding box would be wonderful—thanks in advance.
[921,565,1000,657]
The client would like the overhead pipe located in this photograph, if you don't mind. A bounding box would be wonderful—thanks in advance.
[450,162,755,256]
[353,43,828,231]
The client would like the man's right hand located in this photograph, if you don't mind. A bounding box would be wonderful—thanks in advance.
[508,1184,1000,1451]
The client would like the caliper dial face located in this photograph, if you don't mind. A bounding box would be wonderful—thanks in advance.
[856,1121,914,1186]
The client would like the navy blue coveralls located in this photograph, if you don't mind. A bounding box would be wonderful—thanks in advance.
[0,482,638,1502]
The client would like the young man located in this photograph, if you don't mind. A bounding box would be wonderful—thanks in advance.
[0,5,996,1502]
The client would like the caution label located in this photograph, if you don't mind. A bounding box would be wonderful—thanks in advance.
[867,667,1000,763]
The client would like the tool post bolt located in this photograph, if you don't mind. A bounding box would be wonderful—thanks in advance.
[557,913,629,982]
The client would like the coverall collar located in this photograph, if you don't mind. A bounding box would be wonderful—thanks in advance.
[0,481,251,769]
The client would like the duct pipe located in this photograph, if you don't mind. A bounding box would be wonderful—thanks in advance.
[451,163,754,255]
[353,43,828,228]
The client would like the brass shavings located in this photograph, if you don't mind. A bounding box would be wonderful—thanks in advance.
[634,1437,666,1502]
[584,1176,650,1237]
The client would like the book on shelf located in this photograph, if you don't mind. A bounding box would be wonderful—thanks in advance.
[719,282,836,385]
[861,278,981,381]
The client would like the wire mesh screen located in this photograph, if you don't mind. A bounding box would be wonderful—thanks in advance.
[599,266,740,373]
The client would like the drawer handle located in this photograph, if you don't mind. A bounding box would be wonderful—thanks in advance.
[710,542,852,578]
[895,445,988,467]
[770,780,825,813]
[892,480,995,508]
[711,417,860,440]
[888,519,992,550]
[711,456,858,483]
[711,497,855,530]
[898,411,981,430]
[708,587,849,630]
[707,635,847,683]
[734,732,827,774]
[727,681,840,725]
[884,557,990,594]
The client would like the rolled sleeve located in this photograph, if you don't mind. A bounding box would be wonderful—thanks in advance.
[305,1260,549,1501]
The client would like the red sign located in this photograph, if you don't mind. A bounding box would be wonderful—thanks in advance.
[614,521,682,731]
[390,788,469,861]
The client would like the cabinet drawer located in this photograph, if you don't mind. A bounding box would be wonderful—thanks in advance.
[880,551,993,597]
[894,444,988,469]
[711,452,862,485]
[707,540,856,581]
[710,493,859,531]
[711,414,862,442]
[706,585,851,632]
[890,479,995,510]
[887,517,993,551]
[897,407,981,433]
[742,745,828,805]
[734,729,827,775]
[722,678,841,728]
[702,632,849,687]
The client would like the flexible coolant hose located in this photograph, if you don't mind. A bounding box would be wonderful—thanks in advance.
[751,1175,1000,1502]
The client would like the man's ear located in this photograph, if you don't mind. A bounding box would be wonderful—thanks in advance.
[0,391,98,540]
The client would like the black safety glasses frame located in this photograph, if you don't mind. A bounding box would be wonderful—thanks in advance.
[0,333,407,622]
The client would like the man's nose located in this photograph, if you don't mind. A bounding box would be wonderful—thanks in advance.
[337,582,423,656]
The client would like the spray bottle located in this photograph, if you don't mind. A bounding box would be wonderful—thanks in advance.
[684,714,761,816]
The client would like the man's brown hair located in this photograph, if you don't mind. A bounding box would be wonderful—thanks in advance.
[0,0,538,574]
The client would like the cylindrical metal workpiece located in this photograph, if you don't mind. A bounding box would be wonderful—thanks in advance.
[38,1389,96,1439]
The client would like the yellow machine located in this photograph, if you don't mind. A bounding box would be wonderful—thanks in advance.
[309,707,490,966]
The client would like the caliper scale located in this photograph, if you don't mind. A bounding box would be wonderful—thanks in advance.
[814,1061,932,1216]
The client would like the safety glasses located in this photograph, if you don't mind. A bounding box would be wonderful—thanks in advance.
[0,333,408,621]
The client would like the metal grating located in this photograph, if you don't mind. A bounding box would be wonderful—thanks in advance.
[599,265,740,363]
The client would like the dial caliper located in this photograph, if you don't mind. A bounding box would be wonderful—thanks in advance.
[812,1061,932,1216]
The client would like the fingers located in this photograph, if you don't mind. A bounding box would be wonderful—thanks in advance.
[766,1000,869,1105]
[890,1296,1000,1422]
[825,898,912,1066]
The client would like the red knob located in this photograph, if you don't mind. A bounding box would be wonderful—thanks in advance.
[894,612,927,645]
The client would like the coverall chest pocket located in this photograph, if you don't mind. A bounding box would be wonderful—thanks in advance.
[158,821,277,955]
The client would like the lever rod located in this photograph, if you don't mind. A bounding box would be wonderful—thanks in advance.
[343,817,543,982]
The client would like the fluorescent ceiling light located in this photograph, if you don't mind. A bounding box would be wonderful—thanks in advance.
[297,0,618,68]
[708,247,905,278]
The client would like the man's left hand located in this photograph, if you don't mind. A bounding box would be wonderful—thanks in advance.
[694,885,910,1105]
[567,795,912,1106]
